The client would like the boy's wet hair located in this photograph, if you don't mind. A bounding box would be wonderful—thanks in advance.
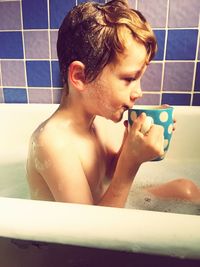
[57,0,157,92]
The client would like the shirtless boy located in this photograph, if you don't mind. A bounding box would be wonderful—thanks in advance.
[26,0,200,207]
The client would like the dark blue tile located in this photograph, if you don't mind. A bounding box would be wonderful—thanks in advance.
[50,0,76,29]
[153,30,165,61]
[52,61,62,87]
[0,32,23,59]
[3,88,28,103]
[22,0,48,29]
[192,94,200,106]
[166,30,198,60]
[194,62,200,91]
[161,93,191,106]
[26,61,51,87]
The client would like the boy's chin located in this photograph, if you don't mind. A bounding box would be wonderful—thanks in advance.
[110,112,124,123]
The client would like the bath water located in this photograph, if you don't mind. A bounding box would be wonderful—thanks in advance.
[125,159,200,215]
[0,162,30,199]
[1,159,200,215]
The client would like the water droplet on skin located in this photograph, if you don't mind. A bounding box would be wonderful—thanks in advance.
[35,158,51,171]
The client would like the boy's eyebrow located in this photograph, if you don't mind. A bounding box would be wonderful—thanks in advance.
[122,64,147,76]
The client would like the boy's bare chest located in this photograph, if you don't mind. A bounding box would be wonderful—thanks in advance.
[74,134,107,188]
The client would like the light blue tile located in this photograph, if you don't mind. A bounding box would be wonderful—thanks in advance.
[53,89,62,104]
[0,62,1,87]
[136,93,161,105]
[50,30,58,59]
[28,88,52,103]
[168,0,200,28]
[0,88,4,103]
[138,0,167,28]
[0,1,21,30]
[129,0,136,8]
[163,62,194,91]
[141,63,162,91]
[1,60,26,87]
[24,31,49,59]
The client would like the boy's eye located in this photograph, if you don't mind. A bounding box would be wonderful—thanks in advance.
[124,77,136,83]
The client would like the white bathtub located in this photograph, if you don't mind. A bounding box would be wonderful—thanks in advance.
[0,104,200,265]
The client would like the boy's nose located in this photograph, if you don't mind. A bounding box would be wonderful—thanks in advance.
[130,80,143,101]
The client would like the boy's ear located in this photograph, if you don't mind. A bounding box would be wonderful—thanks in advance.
[68,61,86,91]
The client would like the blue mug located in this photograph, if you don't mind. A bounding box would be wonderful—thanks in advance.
[128,105,174,161]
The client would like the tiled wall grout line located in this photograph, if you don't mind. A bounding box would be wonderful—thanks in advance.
[1,58,199,63]
[135,0,138,10]
[190,14,200,105]
[159,0,170,105]
[0,60,5,103]
[19,0,29,103]
[0,26,199,33]
[47,0,54,104]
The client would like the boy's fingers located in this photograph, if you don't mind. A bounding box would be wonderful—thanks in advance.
[123,120,128,128]
[131,112,147,132]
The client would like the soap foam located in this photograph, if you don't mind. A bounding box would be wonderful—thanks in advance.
[125,159,200,215]
[126,184,200,215]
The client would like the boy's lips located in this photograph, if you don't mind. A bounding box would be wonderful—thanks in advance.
[122,104,133,111]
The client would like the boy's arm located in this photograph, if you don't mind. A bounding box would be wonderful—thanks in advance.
[35,113,164,207]
[34,135,94,204]
[98,113,164,207]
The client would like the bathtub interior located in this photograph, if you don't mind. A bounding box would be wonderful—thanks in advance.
[1,104,200,263]
[0,104,57,199]
[0,104,200,215]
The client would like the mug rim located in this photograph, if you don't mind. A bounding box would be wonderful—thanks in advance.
[129,105,174,111]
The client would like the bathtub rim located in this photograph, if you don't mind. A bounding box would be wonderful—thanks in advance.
[0,197,200,260]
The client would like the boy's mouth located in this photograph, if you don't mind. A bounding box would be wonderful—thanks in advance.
[122,105,131,111]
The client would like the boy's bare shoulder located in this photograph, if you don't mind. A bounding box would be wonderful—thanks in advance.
[33,118,75,153]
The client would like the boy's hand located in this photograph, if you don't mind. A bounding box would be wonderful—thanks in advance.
[118,113,164,175]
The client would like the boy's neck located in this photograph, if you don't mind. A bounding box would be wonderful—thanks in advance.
[58,89,96,133]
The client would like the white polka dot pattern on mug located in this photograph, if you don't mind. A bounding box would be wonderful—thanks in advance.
[168,124,173,134]
[159,111,168,122]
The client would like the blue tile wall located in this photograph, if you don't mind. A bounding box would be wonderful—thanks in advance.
[0,32,24,59]
[50,0,76,29]
[166,29,198,60]
[0,0,200,105]
[22,0,48,29]
[154,30,165,60]
[26,61,51,87]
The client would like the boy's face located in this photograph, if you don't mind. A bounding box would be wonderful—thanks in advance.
[84,37,147,123]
